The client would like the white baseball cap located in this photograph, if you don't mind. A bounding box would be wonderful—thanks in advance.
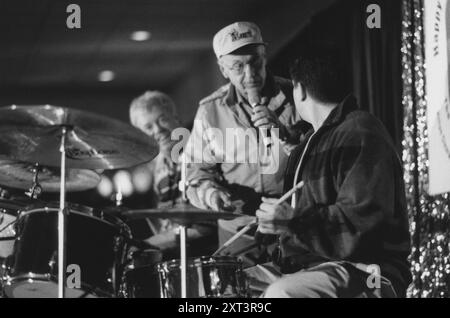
[213,22,266,58]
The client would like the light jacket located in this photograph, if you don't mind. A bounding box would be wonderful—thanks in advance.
[185,76,304,213]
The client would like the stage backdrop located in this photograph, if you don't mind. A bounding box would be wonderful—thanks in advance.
[424,0,450,195]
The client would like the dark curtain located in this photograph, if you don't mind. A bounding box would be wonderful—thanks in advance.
[349,0,403,151]
[269,0,404,151]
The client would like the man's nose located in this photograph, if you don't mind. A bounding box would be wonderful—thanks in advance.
[244,63,257,79]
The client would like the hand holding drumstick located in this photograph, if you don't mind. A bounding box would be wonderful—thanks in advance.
[212,182,303,256]
[256,181,303,235]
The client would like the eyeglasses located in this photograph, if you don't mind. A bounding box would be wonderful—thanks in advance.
[221,56,265,75]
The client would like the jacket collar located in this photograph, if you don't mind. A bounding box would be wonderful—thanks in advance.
[321,94,358,128]
[300,95,358,140]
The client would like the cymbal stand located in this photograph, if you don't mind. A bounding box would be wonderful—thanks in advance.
[178,224,187,298]
[115,189,123,207]
[178,152,188,298]
[58,126,69,298]
[179,152,188,202]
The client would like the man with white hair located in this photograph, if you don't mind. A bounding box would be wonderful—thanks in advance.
[185,22,305,266]
[130,91,216,257]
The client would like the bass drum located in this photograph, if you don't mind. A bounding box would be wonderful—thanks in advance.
[2,202,131,298]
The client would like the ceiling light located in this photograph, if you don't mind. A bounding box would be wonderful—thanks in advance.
[131,30,151,41]
[98,70,115,82]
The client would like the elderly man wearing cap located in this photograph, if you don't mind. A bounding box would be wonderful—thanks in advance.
[185,22,304,266]
[130,91,216,258]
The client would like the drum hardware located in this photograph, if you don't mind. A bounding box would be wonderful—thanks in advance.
[24,163,42,199]
[0,189,10,200]
[57,125,68,298]
[112,237,123,296]
[179,224,187,298]
[0,208,5,224]
[110,188,124,282]
[179,153,188,297]
[114,190,123,207]
[0,159,101,193]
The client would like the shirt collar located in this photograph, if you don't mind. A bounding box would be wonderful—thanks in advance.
[224,74,286,111]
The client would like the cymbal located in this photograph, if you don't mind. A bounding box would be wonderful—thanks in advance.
[121,204,245,225]
[0,160,101,192]
[101,205,129,216]
[0,105,159,170]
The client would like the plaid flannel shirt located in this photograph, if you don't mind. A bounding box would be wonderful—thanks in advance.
[278,95,412,296]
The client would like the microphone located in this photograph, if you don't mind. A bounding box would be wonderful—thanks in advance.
[247,88,272,147]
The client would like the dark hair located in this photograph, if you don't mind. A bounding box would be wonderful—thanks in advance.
[289,48,349,103]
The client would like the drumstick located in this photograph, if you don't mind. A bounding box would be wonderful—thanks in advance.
[273,181,304,206]
[212,221,257,256]
[212,181,304,256]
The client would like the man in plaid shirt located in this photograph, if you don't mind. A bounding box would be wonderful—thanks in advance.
[250,50,412,298]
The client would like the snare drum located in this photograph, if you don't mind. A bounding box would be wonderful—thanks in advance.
[157,256,248,298]
[2,202,131,298]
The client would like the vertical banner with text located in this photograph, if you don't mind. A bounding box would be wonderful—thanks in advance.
[424,0,450,195]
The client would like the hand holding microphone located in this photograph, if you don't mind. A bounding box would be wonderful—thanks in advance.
[247,88,280,147]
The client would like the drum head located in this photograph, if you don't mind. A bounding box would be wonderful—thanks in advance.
[3,277,104,298]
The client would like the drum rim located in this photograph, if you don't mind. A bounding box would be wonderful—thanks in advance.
[21,201,94,214]
[157,255,242,270]
[2,273,114,298]
[16,206,133,239]
[20,207,106,222]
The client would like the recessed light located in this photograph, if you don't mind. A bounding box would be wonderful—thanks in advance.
[131,30,151,41]
[98,70,115,82]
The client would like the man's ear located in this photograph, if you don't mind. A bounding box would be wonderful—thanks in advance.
[218,60,229,80]
[300,83,307,101]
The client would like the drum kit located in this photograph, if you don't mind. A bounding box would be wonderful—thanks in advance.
[0,104,249,298]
